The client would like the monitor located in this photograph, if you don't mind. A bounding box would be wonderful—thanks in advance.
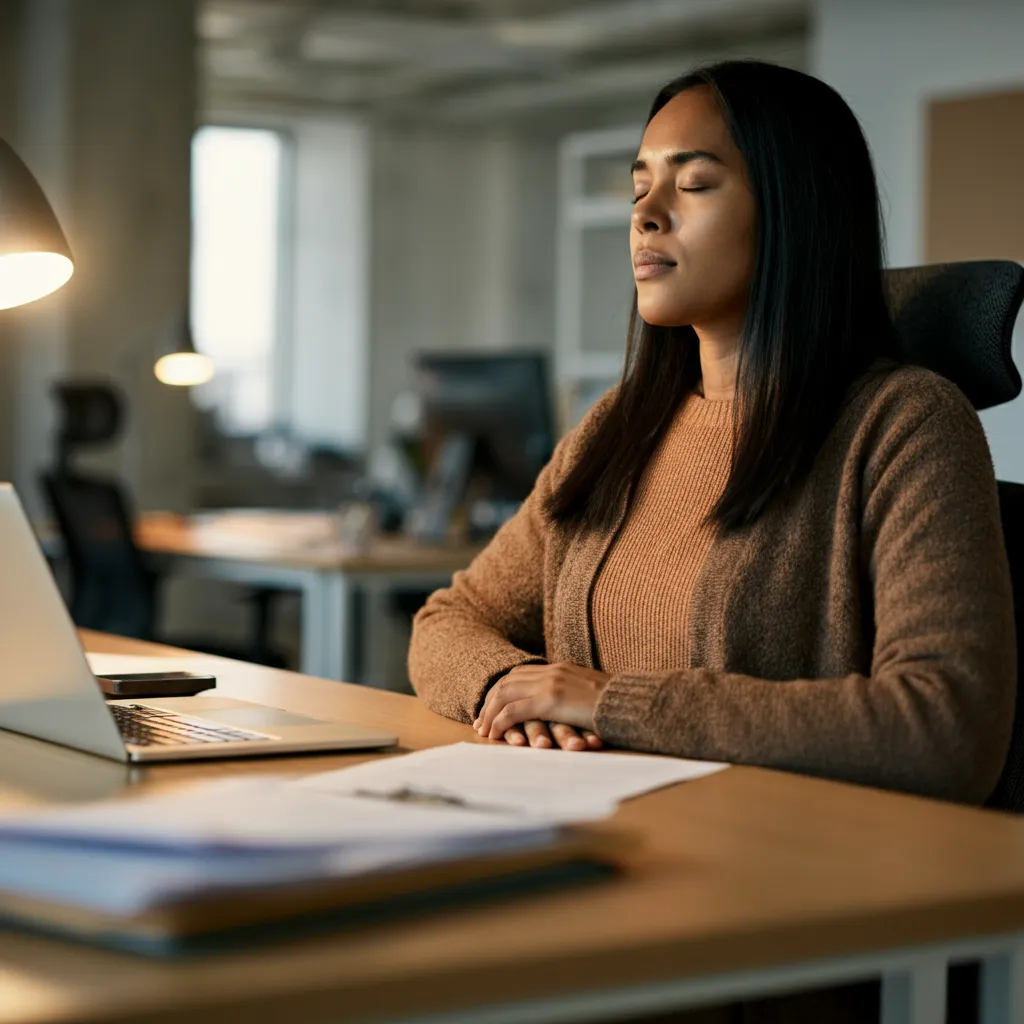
[410,353,555,541]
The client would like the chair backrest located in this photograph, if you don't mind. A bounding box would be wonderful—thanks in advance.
[884,260,1024,810]
[40,471,155,640]
[50,381,125,473]
[988,481,1024,811]
[885,261,1024,410]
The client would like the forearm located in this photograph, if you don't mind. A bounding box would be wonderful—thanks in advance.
[594,664,1013,803]
[409,592,546,722]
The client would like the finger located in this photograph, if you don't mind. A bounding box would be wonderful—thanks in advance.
[475,680,501,732]
[489,699,542,739]
[582,730,604,749]
[477,667,538,735]
[523,720,553,749]
[476,675,516,735]
[502,724,528,746]
[549,722,587,752]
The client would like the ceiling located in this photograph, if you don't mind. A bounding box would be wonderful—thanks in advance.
[198,0,811,124]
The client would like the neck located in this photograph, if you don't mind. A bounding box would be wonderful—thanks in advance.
[694,325,740,402]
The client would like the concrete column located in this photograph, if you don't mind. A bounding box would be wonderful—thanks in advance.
[10,0,72,515]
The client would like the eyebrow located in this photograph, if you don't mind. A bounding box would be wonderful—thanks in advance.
[631,150,724,173]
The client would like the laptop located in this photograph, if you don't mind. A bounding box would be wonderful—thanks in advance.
[0,485,398,762]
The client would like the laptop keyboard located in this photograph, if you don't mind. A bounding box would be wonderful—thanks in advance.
[109,703,268,747]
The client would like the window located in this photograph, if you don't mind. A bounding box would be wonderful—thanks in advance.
[190,126,288,435]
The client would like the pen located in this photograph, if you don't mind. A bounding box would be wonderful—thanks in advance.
[351,786,514,815]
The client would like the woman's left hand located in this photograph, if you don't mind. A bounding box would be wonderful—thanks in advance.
[473,662,612,744]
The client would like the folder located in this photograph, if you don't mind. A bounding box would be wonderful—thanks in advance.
[0,774,630,955]
[0,827,625,956]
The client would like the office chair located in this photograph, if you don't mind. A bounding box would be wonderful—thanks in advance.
[40,382,287,668]
[993,480,1024,810]
[884,260,1024,813]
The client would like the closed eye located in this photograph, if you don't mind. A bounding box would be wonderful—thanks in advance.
[633,186,709,204]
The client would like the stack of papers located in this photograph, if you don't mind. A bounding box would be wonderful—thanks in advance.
[0,777,558,918]
[0,743,728,928]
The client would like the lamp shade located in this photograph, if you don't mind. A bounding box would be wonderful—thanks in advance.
[0,139,74,309]
[154,316,214,387]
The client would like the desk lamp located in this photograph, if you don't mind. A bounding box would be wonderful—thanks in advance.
[0,139,73,309]
[153,316,214,387]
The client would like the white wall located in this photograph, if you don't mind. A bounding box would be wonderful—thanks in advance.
[289,117,370,452]
[367,125,558,453]
[814,0,1024,482]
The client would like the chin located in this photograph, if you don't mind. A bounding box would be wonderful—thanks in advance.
[637,303,689,328]
[635,284,692,328]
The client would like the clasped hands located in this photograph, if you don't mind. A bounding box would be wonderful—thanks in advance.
[472,662,612,752]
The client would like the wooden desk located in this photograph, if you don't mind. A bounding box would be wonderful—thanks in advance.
[1,631,1023,1024]
[134,511,481,685]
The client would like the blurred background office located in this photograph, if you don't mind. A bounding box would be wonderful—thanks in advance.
[0,0,1021,688]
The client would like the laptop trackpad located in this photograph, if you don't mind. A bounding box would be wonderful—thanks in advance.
[196,706,328,731]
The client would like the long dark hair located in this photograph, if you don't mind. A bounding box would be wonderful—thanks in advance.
[546,60,900,533]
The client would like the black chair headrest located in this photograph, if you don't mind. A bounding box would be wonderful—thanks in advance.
[885,260,1024,410]
[52,381,125,448]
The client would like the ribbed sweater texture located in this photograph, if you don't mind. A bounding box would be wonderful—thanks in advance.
[592,392,733,673]
[408,362,1016,805]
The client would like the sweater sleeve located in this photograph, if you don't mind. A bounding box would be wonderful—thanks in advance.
[408,390,614,724]
[593,378,1017,804]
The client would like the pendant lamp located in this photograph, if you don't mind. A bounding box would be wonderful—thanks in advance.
[153,315,215,387]
[0,139,73,309]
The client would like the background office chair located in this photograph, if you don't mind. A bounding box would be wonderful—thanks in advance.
[884,260,1024,813]
[40,381,287,667]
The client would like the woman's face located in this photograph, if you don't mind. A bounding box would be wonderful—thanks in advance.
[630,86,757,331]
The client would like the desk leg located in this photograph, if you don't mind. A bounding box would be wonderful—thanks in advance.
[300,572,349,681]
[358,578,413,691]
[980,944,1024,1024]
[881,957,947,1024]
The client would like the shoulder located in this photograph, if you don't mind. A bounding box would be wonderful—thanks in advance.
[847,359,982,438]
[839,360,990,481]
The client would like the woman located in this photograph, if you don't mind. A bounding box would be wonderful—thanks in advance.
[408,60,1015,807]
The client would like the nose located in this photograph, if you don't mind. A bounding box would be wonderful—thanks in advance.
[631,191,670,235]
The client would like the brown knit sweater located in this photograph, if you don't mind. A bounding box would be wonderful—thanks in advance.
[408,362,1016,804]
[592,391,733,673]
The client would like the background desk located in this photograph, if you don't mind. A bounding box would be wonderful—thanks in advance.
[135,511,481,684]
[1,630,1023,1024]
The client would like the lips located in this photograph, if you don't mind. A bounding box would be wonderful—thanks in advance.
[633,250,676,280]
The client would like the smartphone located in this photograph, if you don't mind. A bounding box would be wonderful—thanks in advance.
[95,671,217,699]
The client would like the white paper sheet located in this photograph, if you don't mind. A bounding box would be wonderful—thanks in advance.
[300,742,729,822]
[0,776,552,851]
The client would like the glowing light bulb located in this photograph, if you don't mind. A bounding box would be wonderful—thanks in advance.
[0,252,73,310]
[154,351,215,387]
